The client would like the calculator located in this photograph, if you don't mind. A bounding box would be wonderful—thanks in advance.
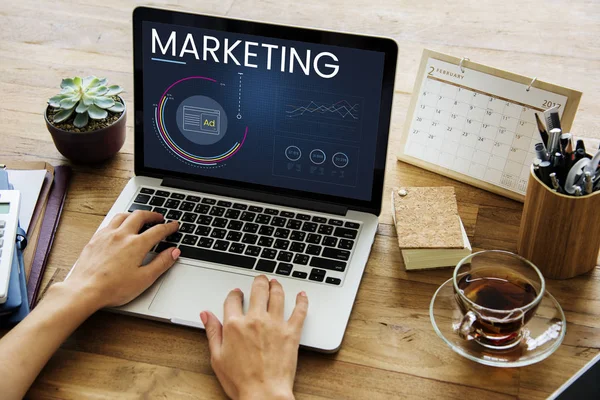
[0,190,21,304]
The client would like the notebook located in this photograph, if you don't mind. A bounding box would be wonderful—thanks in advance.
[391,186,471,270]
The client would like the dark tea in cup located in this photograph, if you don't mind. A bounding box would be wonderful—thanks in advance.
[453,251,545,350]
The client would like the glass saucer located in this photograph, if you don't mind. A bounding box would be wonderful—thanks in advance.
[430,278,566,367]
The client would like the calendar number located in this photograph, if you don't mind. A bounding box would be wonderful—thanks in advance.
[494,141,501,147]
[462,132,469,137]
[428,66,434,75]
[446,127,453,131]
[519,121,525,126]
[412,129,419,134]
[482,124,489,128]
[416,117,422,122]
[542,100,561,109]
[428,134,435,139]
[420,105,426,109]
[435,109,441,114]
[431,122,438,126]
[486,110,492,116]
[499,128,506,134]
[451,113,457,119]
[477,137,485,142]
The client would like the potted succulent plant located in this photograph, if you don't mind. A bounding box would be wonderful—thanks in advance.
[45,76,126,163]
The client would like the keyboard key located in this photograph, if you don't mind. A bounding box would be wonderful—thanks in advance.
[166,210,182,220]
[195,204,211,214]
[149,196,166,206]
[165,199,181,209]
[322,236,338,247]
[202,198,216,205]
[139,223,157,234]
[209,206,226,217]
[180,223,196,233]
[280,211,295,218]
[195,226,211,236]
[226,231,243,242]
[290,231,306,241]
[259,225,274,236]
[286,220,302,230]
[140,188,155,194]
[233,203,248,210]
[290,242,306,253]
[179,245,255,269]
[293,254,309,265]
[154,241,172,253]
[249,206,264,213]
[326,277,341,285]
[256,259,276,273]
[256,214,271,224]
[242,234,258,245]
[318,225,333,235]
[213,240,230,251]
[334,227,358,239]
[242,223,259,233]
[210,228,227,239]
[301,222,317,232]
[271,217,287,228]
[196,214,212,225]
[212,218,228,228]
[277,251,293,262]
[186,195,201,202]
[181,213,197,223]
[261,248,277,259]
[225,209,241,219]
[312,216,327,223]
[296,213,311,221]
[329,219,343,226]
[306,234,322,244]
[245,245,261,257]
[339,239,354,250]
[129,203,152,212]
[134,194,151,204]
[345,221,360,229]
[309,268,326,282]
[229,243,245,254]
[198,237,214,248]
[309,257,346,272]
[227,220,244,231]
[156,190,170,197]
[274,239,290,250]
[292,271,308,279]
[274,228,290,239]
[182,235,199,246]
[180,201,195,212]
[171,193,185,200]
[240,212,256,222]
[166,232,183,243]
[322,247,351,261]
[276,263,292,276]
[258,236,274,247]
[264,208,278,215]
[306,245,321,256]
[153,207,168,216]
[217,200,232,208]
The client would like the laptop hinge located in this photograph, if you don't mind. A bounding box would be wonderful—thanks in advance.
[162,177,349,216]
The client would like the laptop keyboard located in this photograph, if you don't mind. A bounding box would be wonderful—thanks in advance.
[128,187,362,286]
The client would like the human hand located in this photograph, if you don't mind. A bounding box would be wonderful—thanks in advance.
[62,210,180,311]
[201,276,308,400]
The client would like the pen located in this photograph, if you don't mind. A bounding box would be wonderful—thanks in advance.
[584,171,593,194]
[539,160,553,187]
[560,133,572,153]
[534,143,549,161]
[576,139,586,153]
[549,172,561,192]
[574,148,587,162]
[574,186,582,196]
[535,113,549,147]
[548,128,562,155]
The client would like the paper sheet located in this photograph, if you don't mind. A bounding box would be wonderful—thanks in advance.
[7,170,46,233]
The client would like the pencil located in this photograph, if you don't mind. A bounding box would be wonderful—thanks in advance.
[535,113,549,147]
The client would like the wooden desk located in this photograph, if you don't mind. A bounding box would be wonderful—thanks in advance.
[1,0,599,398]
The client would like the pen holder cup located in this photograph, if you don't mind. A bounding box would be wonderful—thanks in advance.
[517,166,600,279]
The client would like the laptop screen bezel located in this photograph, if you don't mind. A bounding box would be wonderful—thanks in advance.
[132,6,397,215]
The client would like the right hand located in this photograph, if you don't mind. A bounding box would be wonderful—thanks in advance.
[200,275,308,400]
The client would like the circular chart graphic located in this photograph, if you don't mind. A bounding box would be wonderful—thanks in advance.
[154,76,248,166]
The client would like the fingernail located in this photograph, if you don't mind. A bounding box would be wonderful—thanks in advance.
[171,248,181,260]
[271,278,278,283]
[233,288,242,292]
[200,311,208,325]
[300,291,307,297]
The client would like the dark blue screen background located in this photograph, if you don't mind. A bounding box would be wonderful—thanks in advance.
[143,21,385,201]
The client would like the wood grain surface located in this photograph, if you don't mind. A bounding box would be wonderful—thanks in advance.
[1,0,599,398]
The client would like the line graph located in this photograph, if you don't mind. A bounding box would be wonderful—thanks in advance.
[286,100,360,120]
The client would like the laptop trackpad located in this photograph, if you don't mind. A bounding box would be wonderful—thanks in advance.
[148,262,258,325]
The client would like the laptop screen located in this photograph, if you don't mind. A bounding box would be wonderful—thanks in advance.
[140,20,387,203]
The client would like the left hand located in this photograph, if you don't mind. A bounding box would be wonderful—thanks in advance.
[62,210,181,310]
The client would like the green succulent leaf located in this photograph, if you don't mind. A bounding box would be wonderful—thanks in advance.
[60,78,78,90]
[75,101,89,113]
[59,97,79,109]
[60,87,76,94]
[73,112,89,128]
[82,94,95,106]
[85,77,101,90]
[107,102,125,113]
[88,104,108,120]
[82,76,95,88]
[73,76,82,87]
[97,77,108,86]
[48,94,69,107]
[88,85,108,96]
[105,85,123,96]
[53,107,75,123]
[94,97,115,109]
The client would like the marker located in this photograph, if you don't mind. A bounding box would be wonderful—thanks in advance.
[560,133,572,153]
[539,160,553,187]
[576,139,586,153]
[548,128,562,154]
[535,142,549,161]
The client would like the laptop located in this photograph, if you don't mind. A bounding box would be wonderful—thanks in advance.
[98,6,397,352]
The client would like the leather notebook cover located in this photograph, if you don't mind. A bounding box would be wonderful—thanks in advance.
[392,187,464,250]
[27,165,71,307]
